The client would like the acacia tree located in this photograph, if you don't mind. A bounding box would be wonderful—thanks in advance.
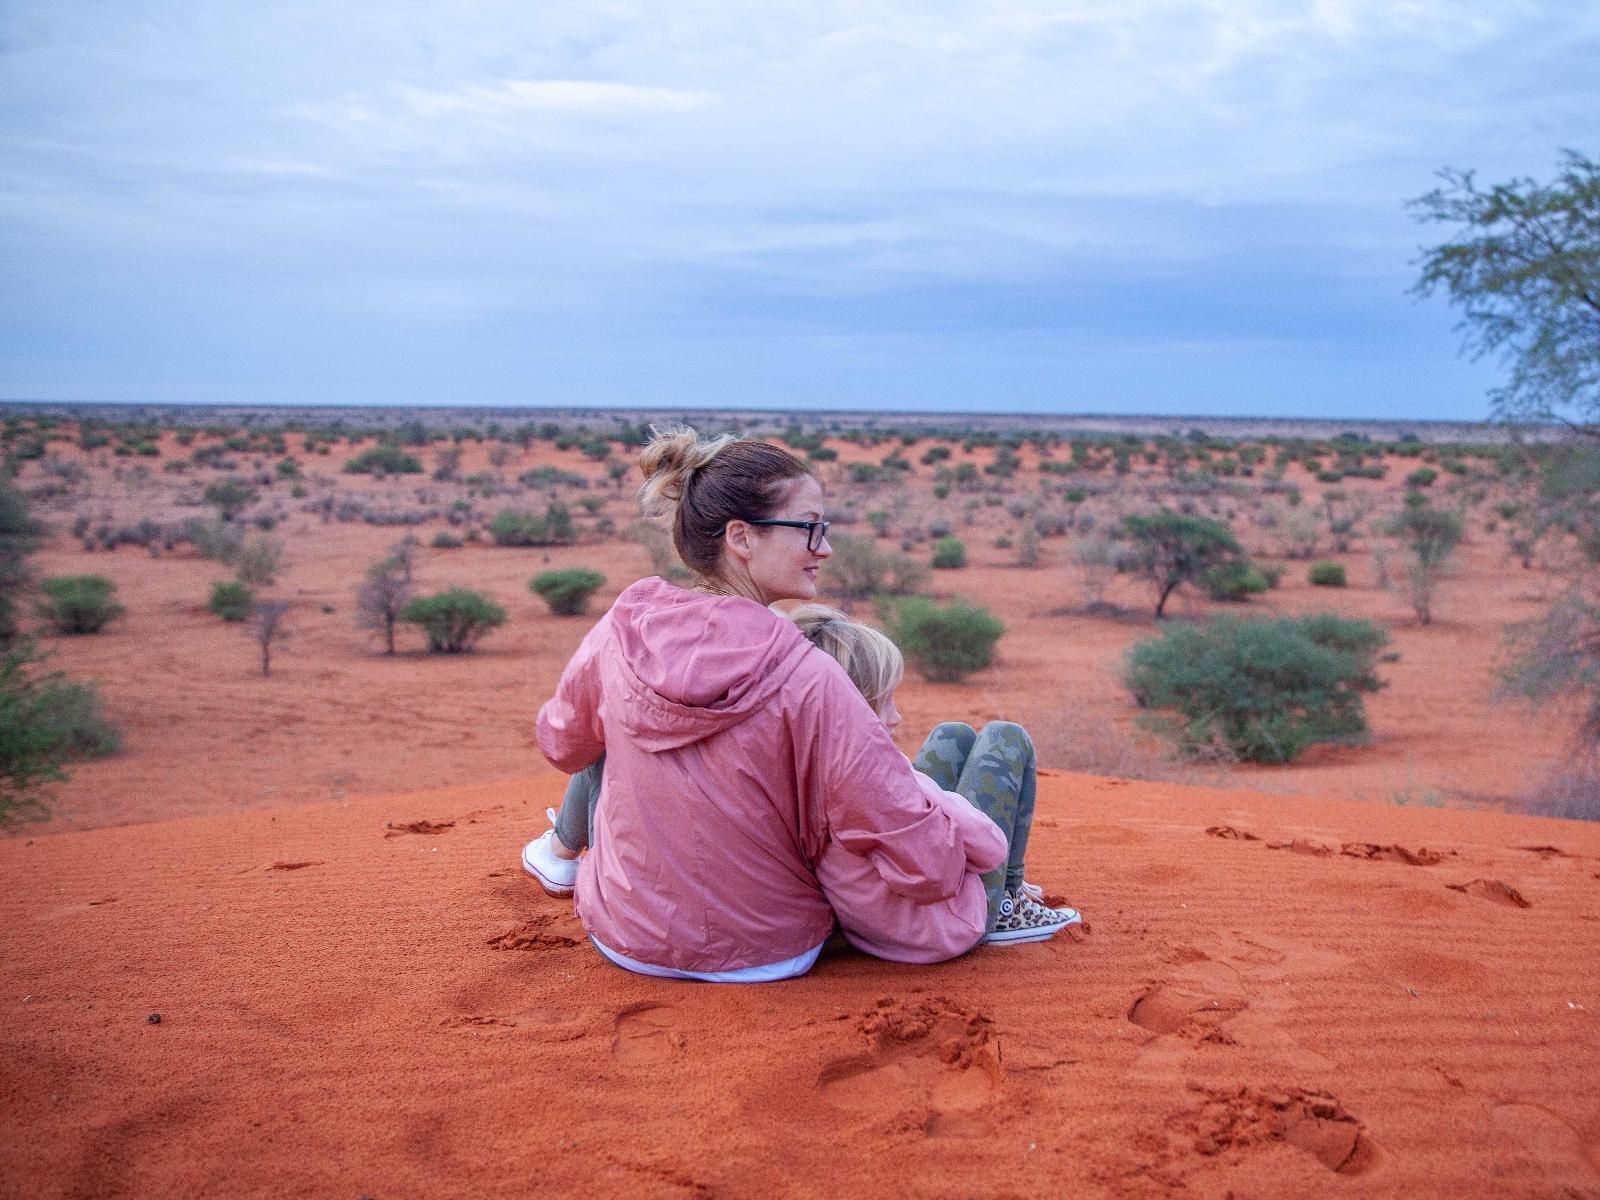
[250,600,291,676]
[1413,152,1600,807]
[1121,511,1244,618]
[355,536,417,654]
[1409,150,1600,435]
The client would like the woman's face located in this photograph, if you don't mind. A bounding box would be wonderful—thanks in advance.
[728,474,832,605]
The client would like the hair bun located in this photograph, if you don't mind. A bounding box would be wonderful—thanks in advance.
[638,426,736,510]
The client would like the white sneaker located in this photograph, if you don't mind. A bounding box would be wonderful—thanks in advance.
[521,809,579,898]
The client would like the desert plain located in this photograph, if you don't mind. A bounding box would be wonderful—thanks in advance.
[2,407,1597,1199]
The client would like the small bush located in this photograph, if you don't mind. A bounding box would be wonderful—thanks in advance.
[234,534,284,587]
[518,466,589,489]
[209,580,255,621]
[1124,613,1388,764]
[880,597,1003,683]
[1309,561,1347,587]
[824,535,929,604]
[488,503,576,547]
[37,575,124,635]
[1200,560,1270,602]
[530,568,606,617]
[1,641,121,823]
[184,517,244,565]
[930,536,967,569]
[202,477,258,519]
[1405,467,1439,489]
[401,588,507,653]
[345,444,424,475]
[431,530,464,549]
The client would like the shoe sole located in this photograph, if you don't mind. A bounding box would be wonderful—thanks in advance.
[983,910,1082,945]
[520,847,576,898]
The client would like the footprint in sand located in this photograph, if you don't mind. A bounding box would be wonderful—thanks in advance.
[443,1007,577,1038]
[1489,1102,1600,1190]
[1177,1085,1383,1176]
[1446,879,1532,908]
[384,819,455,838]
[817,996,1001,1136]
[1072,824,1146,845]
[612,1003,687,1064]
[1205,825,1261,841]
[486,913,582,950]
[1128,959,1248,1038]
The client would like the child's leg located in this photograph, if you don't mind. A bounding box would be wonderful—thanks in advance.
[553,754,605,853]
[912,722,978,792]
[947,722,1037,928]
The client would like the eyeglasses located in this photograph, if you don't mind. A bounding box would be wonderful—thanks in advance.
[714,518,832,552]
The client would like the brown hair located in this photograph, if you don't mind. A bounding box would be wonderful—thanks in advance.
[788,604,904,715]
[637,426,814,579]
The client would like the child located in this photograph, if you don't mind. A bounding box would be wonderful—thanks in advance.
[524,604,1080,959]
[789,604,1079,958]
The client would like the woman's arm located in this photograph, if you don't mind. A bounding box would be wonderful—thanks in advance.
[535,615,610,773]
[802,666,990,904]
[912,771,1007,873]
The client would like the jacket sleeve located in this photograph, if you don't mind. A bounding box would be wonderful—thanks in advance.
[913,771,1007,873]
[535,614,610,773]
[804,663,999,904]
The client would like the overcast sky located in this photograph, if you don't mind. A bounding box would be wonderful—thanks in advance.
[2,2,1595,420]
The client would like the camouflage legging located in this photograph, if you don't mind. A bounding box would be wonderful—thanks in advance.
[912,721,1037,931]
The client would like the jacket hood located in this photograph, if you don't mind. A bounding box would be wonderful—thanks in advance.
[605,577,813,751]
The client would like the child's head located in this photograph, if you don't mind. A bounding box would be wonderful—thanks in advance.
[789,604,903,728]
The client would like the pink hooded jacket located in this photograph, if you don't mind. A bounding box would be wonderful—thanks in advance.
[535,577,1006,974]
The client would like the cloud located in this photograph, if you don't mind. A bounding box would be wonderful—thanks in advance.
[0,0,1595,415]
[399,79,713,118]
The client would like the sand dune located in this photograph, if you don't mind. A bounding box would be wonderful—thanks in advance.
[5,772,1598,1198]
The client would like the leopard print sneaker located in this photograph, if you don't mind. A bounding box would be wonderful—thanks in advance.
[984,888,1082,944]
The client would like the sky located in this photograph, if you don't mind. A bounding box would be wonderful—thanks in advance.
[2,2,1596,421]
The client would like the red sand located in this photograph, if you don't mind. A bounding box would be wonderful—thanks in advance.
[5,772,1600,1198]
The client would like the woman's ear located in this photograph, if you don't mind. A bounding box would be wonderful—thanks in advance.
[722,519,755,562]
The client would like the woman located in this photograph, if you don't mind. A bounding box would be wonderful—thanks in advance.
[533,427,1064,982]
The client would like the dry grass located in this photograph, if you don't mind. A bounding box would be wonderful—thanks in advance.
[1013,702,1235,788]
[1521,745,1600,822]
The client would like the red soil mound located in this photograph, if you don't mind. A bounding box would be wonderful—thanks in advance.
[5,773,1599,1198]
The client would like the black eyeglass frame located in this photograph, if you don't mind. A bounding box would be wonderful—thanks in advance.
[713,518,832,552]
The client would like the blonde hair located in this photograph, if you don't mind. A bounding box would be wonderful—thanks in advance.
[637,426,814,579]
[789,604,903,715]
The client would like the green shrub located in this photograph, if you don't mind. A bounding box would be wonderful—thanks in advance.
[823,535,929,603]
[1,477,47,642]
[530,568,606,617]
[1405,466,1439,488]
[518,466,589,489]
[1200,560,1271,602]
[345,444,424,475]
[930,536,967,569]
[401,588,507,653]
[488,503,576,547]
[208,580,254,621]
[431,530,463,549]
[202,477,258,520]
[1124,613,1388,764]
[1,640,121,823]
[37,575,124,635]
[880,597,1003,683]
[1309,561,1348,587]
